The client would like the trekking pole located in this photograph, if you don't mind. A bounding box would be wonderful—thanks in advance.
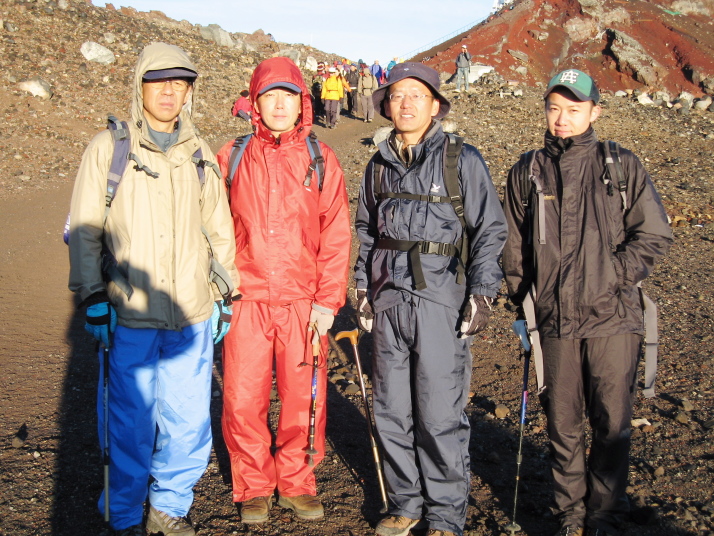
[305,323,320,467]
[505,320,532,535]
[102,345,110,523]
[335,328,389,514]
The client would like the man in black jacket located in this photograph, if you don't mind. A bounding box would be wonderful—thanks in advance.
[502,70,673,536]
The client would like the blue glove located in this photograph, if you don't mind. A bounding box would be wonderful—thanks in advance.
[85,302,117,348]
[211,300,232,343]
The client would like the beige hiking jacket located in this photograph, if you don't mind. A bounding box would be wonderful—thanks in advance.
[69,43,239,330]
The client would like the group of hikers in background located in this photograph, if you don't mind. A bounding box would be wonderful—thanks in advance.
[69,40,672,536]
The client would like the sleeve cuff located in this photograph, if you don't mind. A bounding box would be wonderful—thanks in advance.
[311,302,334,315]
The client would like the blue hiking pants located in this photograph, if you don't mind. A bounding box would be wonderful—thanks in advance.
[372,295,472,536]
[96,320,213,530]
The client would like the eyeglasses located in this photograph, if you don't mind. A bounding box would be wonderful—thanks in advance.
[388,93,434,103]
[143,79,190,91]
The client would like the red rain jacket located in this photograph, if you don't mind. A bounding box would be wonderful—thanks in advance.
[217,57,350,313]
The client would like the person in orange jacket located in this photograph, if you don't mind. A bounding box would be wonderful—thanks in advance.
[216,56,351,525]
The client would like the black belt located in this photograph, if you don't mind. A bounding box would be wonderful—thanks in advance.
[376,238,461,291]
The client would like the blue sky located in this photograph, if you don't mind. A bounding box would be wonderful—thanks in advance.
[103,1,493,65]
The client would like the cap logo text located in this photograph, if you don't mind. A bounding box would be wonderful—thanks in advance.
[559,70,579,84]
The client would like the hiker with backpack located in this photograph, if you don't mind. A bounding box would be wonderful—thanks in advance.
[354,62,507,536]
[502,69,673,536]
[215,56,351,525]
[68,42,240,536]
[357,65,378,122]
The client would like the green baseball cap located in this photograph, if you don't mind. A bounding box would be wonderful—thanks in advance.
[543,69,600,104]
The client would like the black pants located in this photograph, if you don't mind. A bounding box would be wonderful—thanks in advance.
[539,334,640,533]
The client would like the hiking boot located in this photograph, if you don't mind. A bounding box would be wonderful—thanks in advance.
[375,515,419,536]
[146,506,195,536]
[277,494,324,520]
[114,525,144,536]
[555,527,584,536]
[240,495,274,524]
[427,530,456,536]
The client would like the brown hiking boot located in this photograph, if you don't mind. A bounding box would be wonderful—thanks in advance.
[240,495,274,524]
[277,494,324,520]
[375,515,419,536]
[114,525,144,536]
[555,527,584,536]
[427,530,456,536]
[146,506,195,536]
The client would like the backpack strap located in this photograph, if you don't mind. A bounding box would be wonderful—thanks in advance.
[602,140,627,213]
[226,134,253,192]
[304,131,325,191]
[442,134,467,284]
[191,147,221,188]
[517,150,544,245]
[105,116,132,219]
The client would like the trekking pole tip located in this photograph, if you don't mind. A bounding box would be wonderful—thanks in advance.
[505,521,521,535]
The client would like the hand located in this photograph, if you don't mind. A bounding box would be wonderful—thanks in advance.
[309,306,334,344]
[459,294,493,339]
[211,300,232,344]
[356,289,373,332]
[85,302,117,348]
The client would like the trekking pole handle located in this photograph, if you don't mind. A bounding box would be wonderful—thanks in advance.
[335,328,358,346]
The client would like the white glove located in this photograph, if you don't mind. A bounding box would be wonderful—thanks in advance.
[309,306,334,344]
[356,289,373,332]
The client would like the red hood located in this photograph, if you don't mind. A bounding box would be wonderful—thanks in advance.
[249,57,313,144]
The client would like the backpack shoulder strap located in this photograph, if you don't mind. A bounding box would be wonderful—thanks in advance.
[226,134,253,192]
[105,115,131,215]
[371,152,385,198]
[304,131,325,191]
[602,140,627,213]
[442,133,468,284]
[191,147,221,188]
[517,149,545,245]
[442,133,465,228]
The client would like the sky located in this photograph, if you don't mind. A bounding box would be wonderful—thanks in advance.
[103,0,494,65]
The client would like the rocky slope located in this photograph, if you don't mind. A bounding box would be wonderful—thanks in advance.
[419,0,714,97]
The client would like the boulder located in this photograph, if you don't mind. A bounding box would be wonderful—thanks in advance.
[694,96,712,110]
[278,48,300,67]
[564,16,598,42]
[614,90,628,97]
[468,64,495,83]
[198,24,235,48]
[676,91,695,106]
[304,56,318,72]
[637,93,655,105]
[607,30,666,86]
[80,41,115,65]
[18,77,52,99]
[507,49,529,63]
[671,0,711,15]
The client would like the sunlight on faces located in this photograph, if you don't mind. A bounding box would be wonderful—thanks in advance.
[545,89,601,138]
[142,79,191,133]
[254,88,302,137]
[386,78,440,143]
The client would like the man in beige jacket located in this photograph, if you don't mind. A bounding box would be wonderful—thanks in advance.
[68,42,239,536]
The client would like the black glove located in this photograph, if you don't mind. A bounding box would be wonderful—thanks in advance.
[459,294,493,338]
[356,289,373,332]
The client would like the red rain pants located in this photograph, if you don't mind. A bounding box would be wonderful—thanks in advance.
[221,299,328,502]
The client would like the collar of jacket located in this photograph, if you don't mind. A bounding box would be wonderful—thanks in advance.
[543,126,597,158]
[382,120,443,168]
[253,120,310,147]
[136,114,199,154]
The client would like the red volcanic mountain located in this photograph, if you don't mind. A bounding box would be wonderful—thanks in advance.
[417,0,714,96]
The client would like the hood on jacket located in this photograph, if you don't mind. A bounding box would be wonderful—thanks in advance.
[131,42,198,129]
[249,57,313,142]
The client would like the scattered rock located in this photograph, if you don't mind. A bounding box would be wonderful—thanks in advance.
[494,404,510,419]
[18,77,52,100]
[675,411,690,424]
[278,48,301,67]
[507,49,529,64]
[637,93,655,105]
[614,90,628,98]
[654,466,665,477]
[680,398,695,411]
[304,56,318,72]
[343,383,360,395]
[80,41,115,65]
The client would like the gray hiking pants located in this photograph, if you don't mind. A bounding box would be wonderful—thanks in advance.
[539,334,640,533]
[372,295,472,536]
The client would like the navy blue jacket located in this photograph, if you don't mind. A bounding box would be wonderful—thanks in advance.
[355,122,507,312]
